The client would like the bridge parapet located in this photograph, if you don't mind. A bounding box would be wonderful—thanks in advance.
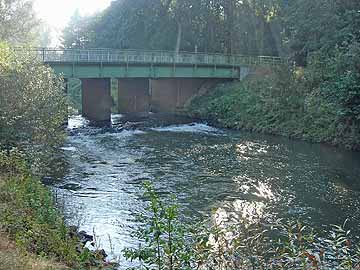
[29,48,284,67]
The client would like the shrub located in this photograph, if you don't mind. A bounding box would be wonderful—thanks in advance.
[0,43,68,174]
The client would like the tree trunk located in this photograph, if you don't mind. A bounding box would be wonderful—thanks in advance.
[224,0,235,54]
[175,21,182,52]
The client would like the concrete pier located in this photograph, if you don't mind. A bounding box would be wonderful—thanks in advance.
[150,79,206,112]
[81,78,112,125]
[118,79,150,113]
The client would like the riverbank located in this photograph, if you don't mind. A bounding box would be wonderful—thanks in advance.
[0,232,68,270]
[186,66,360,151]
[0,171,68,270]
[0,151,117,270]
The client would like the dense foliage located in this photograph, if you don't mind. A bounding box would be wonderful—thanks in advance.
[61,0,360,59]
[0,43,68,173]
[284,0,360,65]
[0,44,118,269]
[184,0,360,150]
[188,59,360,150]
[0,0,39,44]
[62,0,283,55]
[0,151,79,266]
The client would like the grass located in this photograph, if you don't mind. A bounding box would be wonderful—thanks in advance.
[0,175,69,270]
[0,232,68,270]
[0,174,68,270]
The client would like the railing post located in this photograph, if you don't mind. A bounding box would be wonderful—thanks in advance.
[42,48,45,62]
[125,52,129,77]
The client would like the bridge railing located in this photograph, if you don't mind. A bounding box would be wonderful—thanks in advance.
[29,48,284,67]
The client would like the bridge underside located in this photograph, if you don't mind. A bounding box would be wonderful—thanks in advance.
[75,77,223,125]
[55,63,249,125]
[50,63,241,79]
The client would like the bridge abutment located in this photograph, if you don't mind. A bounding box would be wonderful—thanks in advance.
[118,79,150,113]
[81,78,112,125]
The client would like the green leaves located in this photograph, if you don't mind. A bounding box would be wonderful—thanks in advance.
[0,0,40,45]
[61,0,284,56]
[0,45,68,175]
[124,181,193,270]
[188,47,360,149]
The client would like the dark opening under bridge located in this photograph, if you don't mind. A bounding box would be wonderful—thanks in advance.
[35,48,283,124]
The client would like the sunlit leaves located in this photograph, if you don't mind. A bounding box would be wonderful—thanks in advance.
[0,0,39,44]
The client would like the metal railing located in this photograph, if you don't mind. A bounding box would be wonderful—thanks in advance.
[28,48,284,67]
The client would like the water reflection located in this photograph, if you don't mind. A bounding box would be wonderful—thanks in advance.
[253,182,276,200]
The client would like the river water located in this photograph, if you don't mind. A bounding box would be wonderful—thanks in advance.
[52,114,360,267]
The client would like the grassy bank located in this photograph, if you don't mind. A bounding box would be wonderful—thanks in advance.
[0,155,71,269]
[188,63,360,150]
[0,151,116,269]
[0,232,67,270]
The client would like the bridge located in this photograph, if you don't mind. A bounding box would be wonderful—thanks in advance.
[32,48,283,125]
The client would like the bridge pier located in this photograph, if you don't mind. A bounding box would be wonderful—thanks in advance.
[81,78,112,126]
[150,79,207,112]
[117,79,150,113]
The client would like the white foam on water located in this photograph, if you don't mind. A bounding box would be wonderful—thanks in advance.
[107,129,146,138]
[111,114,125,124]
[151,123,222,135]
[68,115,89,129]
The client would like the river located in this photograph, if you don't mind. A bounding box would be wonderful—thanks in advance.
[51,114,360,267]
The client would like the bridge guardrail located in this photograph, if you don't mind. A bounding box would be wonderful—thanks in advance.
[22,48,284,67]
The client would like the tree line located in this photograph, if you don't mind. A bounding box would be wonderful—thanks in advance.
[63,0,360,65]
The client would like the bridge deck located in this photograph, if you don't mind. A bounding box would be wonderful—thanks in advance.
[34,48,283,67]
[21,48,284,78]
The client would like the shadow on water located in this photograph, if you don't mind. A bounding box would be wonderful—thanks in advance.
[48,113,360,268]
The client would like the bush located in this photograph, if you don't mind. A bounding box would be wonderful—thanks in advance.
[0,151,80,266]
[123,181,194,270]
[0,43,68,174]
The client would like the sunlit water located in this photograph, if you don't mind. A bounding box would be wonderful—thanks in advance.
[51,114,360,268]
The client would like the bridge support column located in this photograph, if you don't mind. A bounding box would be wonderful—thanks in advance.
[150,79,207,112]
[118,79,150,113]
[81,78,111,126]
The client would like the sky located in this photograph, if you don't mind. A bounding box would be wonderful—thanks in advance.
[33,0,113,46]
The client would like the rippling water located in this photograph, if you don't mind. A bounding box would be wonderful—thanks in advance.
[52,114,360,267]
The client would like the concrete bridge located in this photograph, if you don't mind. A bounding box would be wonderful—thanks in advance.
[34,48,282,124]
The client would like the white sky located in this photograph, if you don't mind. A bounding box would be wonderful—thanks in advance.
[33,0,112,46]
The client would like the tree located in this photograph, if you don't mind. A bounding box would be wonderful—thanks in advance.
[62,9,98,49]
[37,22,53,47]
[282,0,360,65]
[0,0,39,44]
[0,43,67,173]
[61,0,284,55]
